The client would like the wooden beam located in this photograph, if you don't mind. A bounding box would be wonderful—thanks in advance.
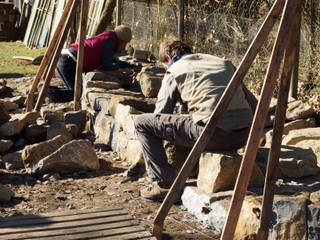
[73,0,89,111]
[34,0,79,111]
[152,0,286,239]
[289,8,301,100]
[257,1,302,239]
[25,0,77,111]
[116,0,121,26]
[178,0,184,40]
[220,1,300,239]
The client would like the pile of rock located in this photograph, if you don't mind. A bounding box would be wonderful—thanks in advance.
[0,79,102,203]
[181,99,320,239]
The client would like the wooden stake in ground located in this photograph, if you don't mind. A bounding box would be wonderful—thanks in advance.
[220,1,300,239]
[74,0,89,111]
[25,0,76,112]
[257,2,302,239]
[34,0,79,111]
[152,0,286,239]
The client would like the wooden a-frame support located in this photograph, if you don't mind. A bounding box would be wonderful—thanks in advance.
[24,0,89,112]
[152,0,302,239]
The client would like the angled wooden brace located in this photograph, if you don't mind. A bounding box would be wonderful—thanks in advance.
[34,0,79,111]
[257,1,302,239]
[152,0,287,239]
[25,0,76,112]
[74,0,89,111]
[221,0,301,239]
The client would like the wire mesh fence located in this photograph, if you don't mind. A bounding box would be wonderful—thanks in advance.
[121,0,319,111]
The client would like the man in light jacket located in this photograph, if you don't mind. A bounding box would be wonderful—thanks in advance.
[134,39,253,202]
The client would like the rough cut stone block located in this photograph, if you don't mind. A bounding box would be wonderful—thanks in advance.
[2,151,24,170]
[113,104,142,130]
[64,110,87,133]
[117,131,141,164]
[22,134,71,169]
[307,204,320,240]
[85,80,120,90]
[137,66,165,97]
[84,88,155,114]
[4,95,26,107]
[265,118,317,146]
[47,122,73,140]
[256,146,320,178]
[23,124,48,144]
[0,184,14,203]
[93,112,115,146]
[282,127,320,146]
[286,100,315,120]
[84,70,121,83]
[0,101,10,125]
[32,140,100,175]
[0,139,13,153]
[0,99,18,111]
[197,151,264,194]
[133,49,150,60]
[0,111,39,137]
[182,187,309,239]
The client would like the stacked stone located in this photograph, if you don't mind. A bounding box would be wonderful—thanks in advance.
[182,98,320,239]
[82,57,166,165]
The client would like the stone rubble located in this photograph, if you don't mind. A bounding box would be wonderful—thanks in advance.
[0,51,319,239]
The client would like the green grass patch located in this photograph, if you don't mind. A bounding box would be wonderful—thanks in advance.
[0,41,46,82]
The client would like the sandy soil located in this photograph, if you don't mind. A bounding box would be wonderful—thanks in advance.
[0,150,218,240]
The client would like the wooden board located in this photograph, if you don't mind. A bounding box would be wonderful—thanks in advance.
[0,207,156,240]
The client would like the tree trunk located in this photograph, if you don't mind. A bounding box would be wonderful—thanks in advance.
[92,0,117,36]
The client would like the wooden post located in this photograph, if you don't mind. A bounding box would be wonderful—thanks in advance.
[25,0,76,112]
[116,0,121,26]
[289,10,301,99]
[178,0,184,40]
[34,0,79,111]
[152,0,286,239]
[74,0,89,111]
[220,1,299,239]
[257,2,302,239]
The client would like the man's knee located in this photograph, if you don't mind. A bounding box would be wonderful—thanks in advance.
[133,113,153,133]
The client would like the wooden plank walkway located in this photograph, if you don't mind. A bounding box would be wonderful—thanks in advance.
[0,207,156,240]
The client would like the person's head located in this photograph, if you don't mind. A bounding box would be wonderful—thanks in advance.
[114,25,132,50]
[159,38,192,69]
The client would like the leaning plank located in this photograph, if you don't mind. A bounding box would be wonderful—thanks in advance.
[220,0,300,239]
[4,219,139,239]
[25,0,75,111]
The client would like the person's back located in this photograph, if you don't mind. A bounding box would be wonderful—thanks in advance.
[169,53,252,131]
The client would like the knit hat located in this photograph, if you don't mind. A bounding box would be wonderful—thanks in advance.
[115,25,132,42]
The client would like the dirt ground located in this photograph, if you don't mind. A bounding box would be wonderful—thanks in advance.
[0,149,219,240]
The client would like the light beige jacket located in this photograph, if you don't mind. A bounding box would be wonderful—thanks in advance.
[168,53,253,131]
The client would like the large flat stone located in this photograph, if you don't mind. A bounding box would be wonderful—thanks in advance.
[32,140,100,175]
[256,146,320,178]
[22,134,71,169]
[286,100,315,121]
[182,187,309,239]
[197,151,264,194]
[83,88,155,114]
[0,111,39,137]
[136,66,165,98]
[0,101,10,125]
[0,184,14,203]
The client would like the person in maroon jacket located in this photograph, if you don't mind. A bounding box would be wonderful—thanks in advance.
[52,25,132,102]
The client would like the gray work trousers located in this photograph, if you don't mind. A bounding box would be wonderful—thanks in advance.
[134,113,250,183]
